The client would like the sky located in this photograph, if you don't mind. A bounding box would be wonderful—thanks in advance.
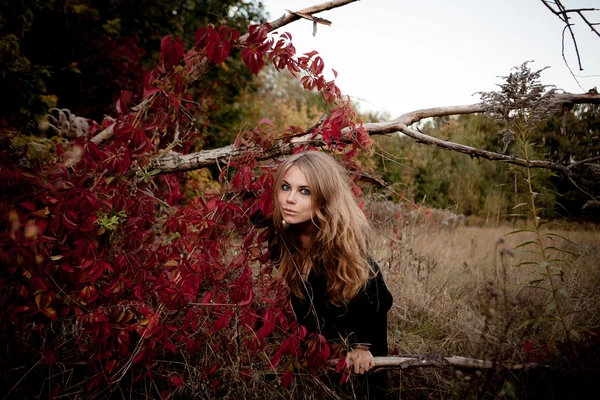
[260,0,600,118]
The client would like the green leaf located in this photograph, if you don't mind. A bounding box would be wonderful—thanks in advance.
[543,232,575,244]
[529,279,544,285]
[504,213,527,218]
[502,381,517,400]
[521,250,542,256]
[555,202,568,211]
[555,289,569,298]
[516,261,538,267]
[545,302,556,314]
[525,285,550,292]
[539,261,548,269]
[569,329,581,341]
[537,220,549,228]
[515,240,538,249]
[512,202,529,210]
[549,258,574,267]
[575,326,598,337]
[505,229,535,236]
[544,246,577,256]
[517,319,533,331]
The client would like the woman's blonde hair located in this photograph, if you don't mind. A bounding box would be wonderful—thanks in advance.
[272,151,373,306]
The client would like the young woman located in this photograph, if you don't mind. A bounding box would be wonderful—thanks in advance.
[270,151,393,396]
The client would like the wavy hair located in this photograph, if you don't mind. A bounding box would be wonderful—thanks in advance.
[272,151,373,306]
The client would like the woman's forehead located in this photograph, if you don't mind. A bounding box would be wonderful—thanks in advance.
[282,165,309,185]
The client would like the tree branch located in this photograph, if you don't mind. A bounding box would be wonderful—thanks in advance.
[368,355,595,373]
[64,0,358,168]
[148,93,600,188]
[189,0,358,84]
[541,0,600,71]
[370,355,542,371]
[268,0,357,31]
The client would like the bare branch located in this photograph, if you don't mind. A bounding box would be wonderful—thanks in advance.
[392,104,484,125]
[577,10,600,38]
[541,0,600,71]
[392,92,599,126]
[568,155,600,170]
[370,355,541,370]
[268,0,357,31]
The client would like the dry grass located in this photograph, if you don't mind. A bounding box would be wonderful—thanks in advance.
[365,199,600,398]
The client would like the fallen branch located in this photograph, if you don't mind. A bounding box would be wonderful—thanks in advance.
[391,91,600,125]
[147,92,600,197]
[370,355,541,371]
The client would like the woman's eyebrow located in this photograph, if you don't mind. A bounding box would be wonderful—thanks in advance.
[281,179,310,188]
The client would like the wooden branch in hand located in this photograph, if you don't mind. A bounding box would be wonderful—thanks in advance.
[371,355,541,371]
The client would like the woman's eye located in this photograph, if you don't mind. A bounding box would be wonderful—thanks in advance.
[300,189,311,195]
[281,184,290,191]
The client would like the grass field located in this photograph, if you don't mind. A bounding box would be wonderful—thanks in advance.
[365,201,600,398]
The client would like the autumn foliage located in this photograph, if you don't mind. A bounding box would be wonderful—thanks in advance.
[0,21,371,399]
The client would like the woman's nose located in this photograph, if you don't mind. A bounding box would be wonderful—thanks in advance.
[286,191,296,203]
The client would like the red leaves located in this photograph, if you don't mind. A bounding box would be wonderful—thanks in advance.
[116,90,132,115]
[113,120,153,158]
[242,47,265,75]
[259,190,273,219]
[304,333,331,368]
[160,36,184,70]
[195,26,240,64]
[80,285,98,304]
[240,24,271,75]
[310,56,325,76]
[257,309,276,340]
[231,165,255,192]
[234,119,278,152]
[268,32,298,75]
[246,24,269,45]
[170,374,184,388]
[280,370,294,387]
[211,312,232,332]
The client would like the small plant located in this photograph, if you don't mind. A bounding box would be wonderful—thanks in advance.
[479,61,579,363]
[96,209,127,231]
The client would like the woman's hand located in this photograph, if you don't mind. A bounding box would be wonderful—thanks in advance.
[346,347,375,374]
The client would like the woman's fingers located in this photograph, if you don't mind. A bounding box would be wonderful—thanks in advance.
[346,349,374,374]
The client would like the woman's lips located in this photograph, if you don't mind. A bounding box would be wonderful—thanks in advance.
[283,209,297,215]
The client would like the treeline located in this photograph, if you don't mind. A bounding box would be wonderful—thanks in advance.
[368,106,600,222]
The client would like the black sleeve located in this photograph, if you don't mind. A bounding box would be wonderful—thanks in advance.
[343,258,393,356]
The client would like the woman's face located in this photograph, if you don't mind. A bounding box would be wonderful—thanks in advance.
[277,166,315,226]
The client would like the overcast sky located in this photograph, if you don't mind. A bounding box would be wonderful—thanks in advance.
[260,0,600,118]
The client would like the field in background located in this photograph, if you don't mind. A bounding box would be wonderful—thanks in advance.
[365,200,600,398]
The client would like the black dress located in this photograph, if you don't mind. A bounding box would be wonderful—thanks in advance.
[290,258,393,355]
[290,258,393,398]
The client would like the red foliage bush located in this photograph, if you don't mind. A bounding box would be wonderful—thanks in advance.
[0,22,369,399]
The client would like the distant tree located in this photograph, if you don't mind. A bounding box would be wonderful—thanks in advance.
[536,104,600,219]
[0,0,267,138]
